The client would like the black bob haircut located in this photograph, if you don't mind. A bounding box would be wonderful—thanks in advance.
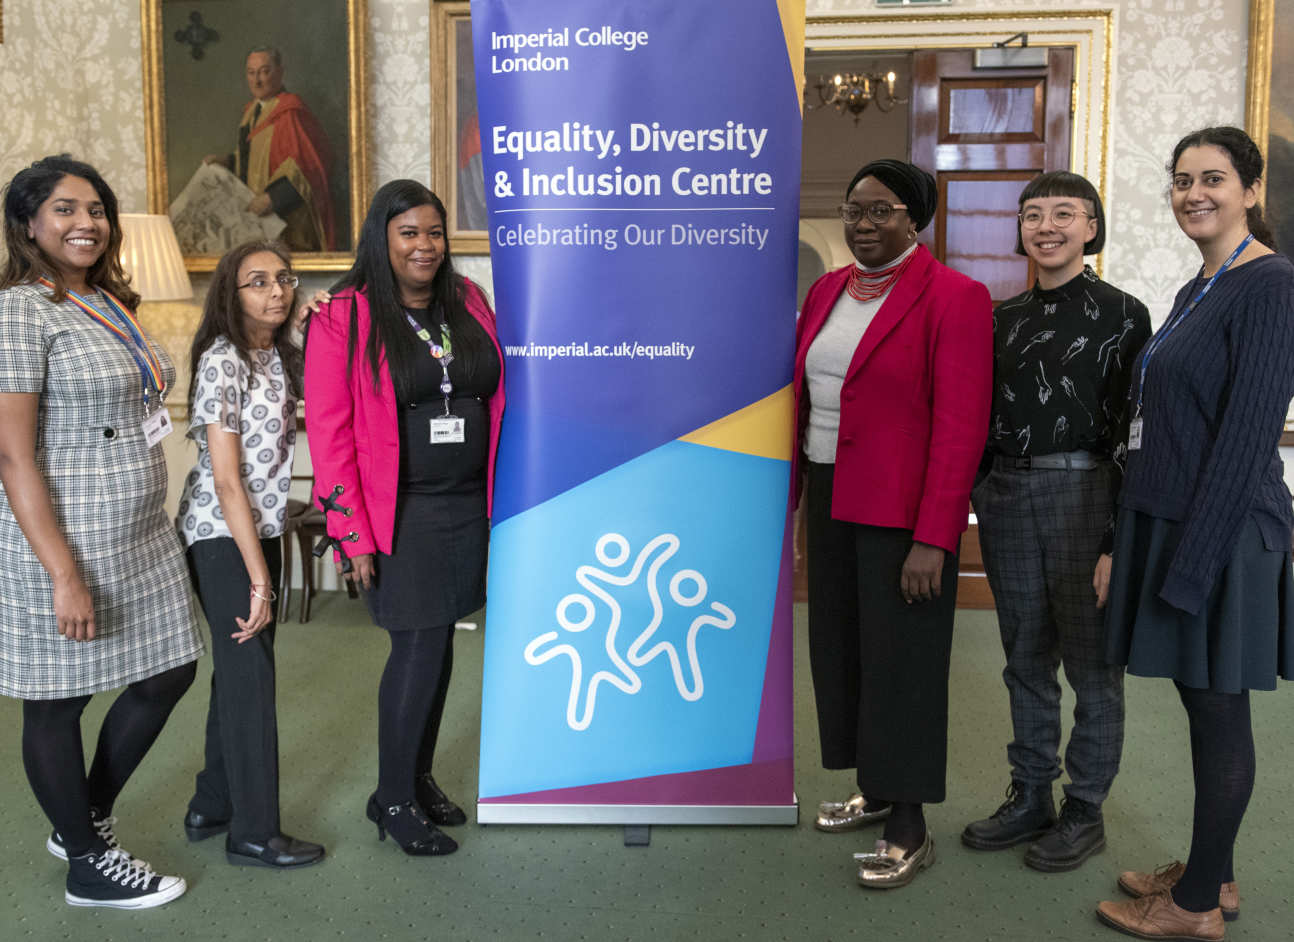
[1014,170,1105,257]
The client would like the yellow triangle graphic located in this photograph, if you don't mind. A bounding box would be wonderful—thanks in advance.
[777,0,806,116]
[679,385,793,461]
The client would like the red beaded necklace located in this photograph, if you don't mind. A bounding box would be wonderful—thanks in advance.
[846,250,915,302]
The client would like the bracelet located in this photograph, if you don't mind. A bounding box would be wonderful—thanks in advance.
[250,586,278,602]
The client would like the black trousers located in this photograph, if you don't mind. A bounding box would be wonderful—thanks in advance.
[186,537,282,843]
[805,461,959,804]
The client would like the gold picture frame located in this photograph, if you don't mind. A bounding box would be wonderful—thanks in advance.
[431,1,489,253]
[141,0,369,272]
[1247,0,1292,250]
[1246,0,1294,432]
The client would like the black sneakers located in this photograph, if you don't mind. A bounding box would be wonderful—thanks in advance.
[64,848,187,909]
[47,808,127,862]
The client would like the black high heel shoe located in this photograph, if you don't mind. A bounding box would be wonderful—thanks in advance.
[366,793,458,856]
[415,773,468,827]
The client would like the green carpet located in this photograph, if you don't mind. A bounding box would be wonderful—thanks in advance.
[1,597,1290,941]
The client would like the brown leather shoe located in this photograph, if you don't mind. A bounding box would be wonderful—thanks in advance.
[1118,861,1239,922]
[1096,891,1224,941]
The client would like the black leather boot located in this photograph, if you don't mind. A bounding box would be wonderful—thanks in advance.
[961,781,1056,850]
[1024,796,1105,872]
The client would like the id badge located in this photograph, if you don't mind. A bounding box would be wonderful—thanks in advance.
[141,408,173,448]
[1128,417,1143,451]
[429,416,465,444]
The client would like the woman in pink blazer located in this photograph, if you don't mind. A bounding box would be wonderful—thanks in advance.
[795,159,992,888]
[305,180,504,857]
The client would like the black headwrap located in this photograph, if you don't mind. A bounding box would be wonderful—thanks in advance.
[845,159,938,232]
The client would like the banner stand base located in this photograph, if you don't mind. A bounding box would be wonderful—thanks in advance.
[477,798,800,826]
[624,825,650,846]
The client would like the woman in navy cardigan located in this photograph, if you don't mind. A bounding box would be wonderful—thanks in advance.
[794,159,992,888]
[1097,127,1294,941]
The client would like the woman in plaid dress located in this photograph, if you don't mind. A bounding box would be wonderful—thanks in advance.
[0,156,203,909]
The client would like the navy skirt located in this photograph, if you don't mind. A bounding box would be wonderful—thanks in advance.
[1104,508,1294,692]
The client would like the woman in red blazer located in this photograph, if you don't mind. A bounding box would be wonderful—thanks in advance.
[796,159,992,888]
[305,180,504,857]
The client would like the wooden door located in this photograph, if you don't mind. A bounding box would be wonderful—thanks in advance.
[910,48,1075,609]
[910,48,1075,303]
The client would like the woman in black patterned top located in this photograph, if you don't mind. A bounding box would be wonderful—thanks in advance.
[962,172,1150,872]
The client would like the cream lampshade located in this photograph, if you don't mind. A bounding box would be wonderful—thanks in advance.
[118,214,193,301]
[117,214,198,427]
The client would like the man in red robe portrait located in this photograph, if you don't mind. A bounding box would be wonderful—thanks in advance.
[205,46,336,251]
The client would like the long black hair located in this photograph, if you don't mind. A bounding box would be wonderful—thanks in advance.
[1168,126,1277,251]
[0,154,140,308]
[188,240,303,420]
[332,179,482,400]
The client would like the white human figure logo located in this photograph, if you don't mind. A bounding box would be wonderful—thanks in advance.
[523,532,736,731]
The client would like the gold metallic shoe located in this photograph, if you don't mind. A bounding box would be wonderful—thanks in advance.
[853,832,936,889]
[815,793,891,832]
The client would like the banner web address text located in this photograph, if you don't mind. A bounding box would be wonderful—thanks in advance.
[505,341,695,361]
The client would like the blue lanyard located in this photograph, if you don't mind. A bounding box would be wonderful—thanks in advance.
[1133,233,1253,416]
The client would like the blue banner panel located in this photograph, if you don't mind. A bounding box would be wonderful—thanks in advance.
[474,0,802,817]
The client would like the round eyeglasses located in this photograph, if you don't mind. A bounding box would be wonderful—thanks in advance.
[1018,208,1093,229]
[237,274,300,291]
[837,201,908,226]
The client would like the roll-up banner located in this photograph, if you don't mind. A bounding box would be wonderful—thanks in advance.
[473,0,804,825]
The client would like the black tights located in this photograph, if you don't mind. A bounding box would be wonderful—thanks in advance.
[22,663,196,857]
[1171,682,1253,913]
[882,801,926,852]
[376,627,455,806]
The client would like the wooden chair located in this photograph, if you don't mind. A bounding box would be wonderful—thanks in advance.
[279,494,357,623]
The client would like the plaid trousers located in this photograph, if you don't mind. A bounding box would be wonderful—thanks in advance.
[972,462,1125,804]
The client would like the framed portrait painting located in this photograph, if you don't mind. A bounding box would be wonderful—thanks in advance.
[431,1,489,253]
[142,0,369,271]
[1246,0,1294,431]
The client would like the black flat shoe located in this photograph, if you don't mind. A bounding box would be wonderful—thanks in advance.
[415,773,468,827]
[183,809,230,843]
[366,793,458,856]
[225,833,325,869]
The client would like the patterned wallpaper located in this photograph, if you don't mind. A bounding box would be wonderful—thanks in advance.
[0,0,1255,319]
[0,0,147,212]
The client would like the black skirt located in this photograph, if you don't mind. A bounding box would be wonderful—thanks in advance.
[362,489,488,631]
[1104,508,1294,692]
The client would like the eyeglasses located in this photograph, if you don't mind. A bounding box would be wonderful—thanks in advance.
[1018,208,1093,229]
[837,201,908,225]
[237,274,299,291]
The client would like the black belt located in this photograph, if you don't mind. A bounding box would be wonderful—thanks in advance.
[993,450,1101,471]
